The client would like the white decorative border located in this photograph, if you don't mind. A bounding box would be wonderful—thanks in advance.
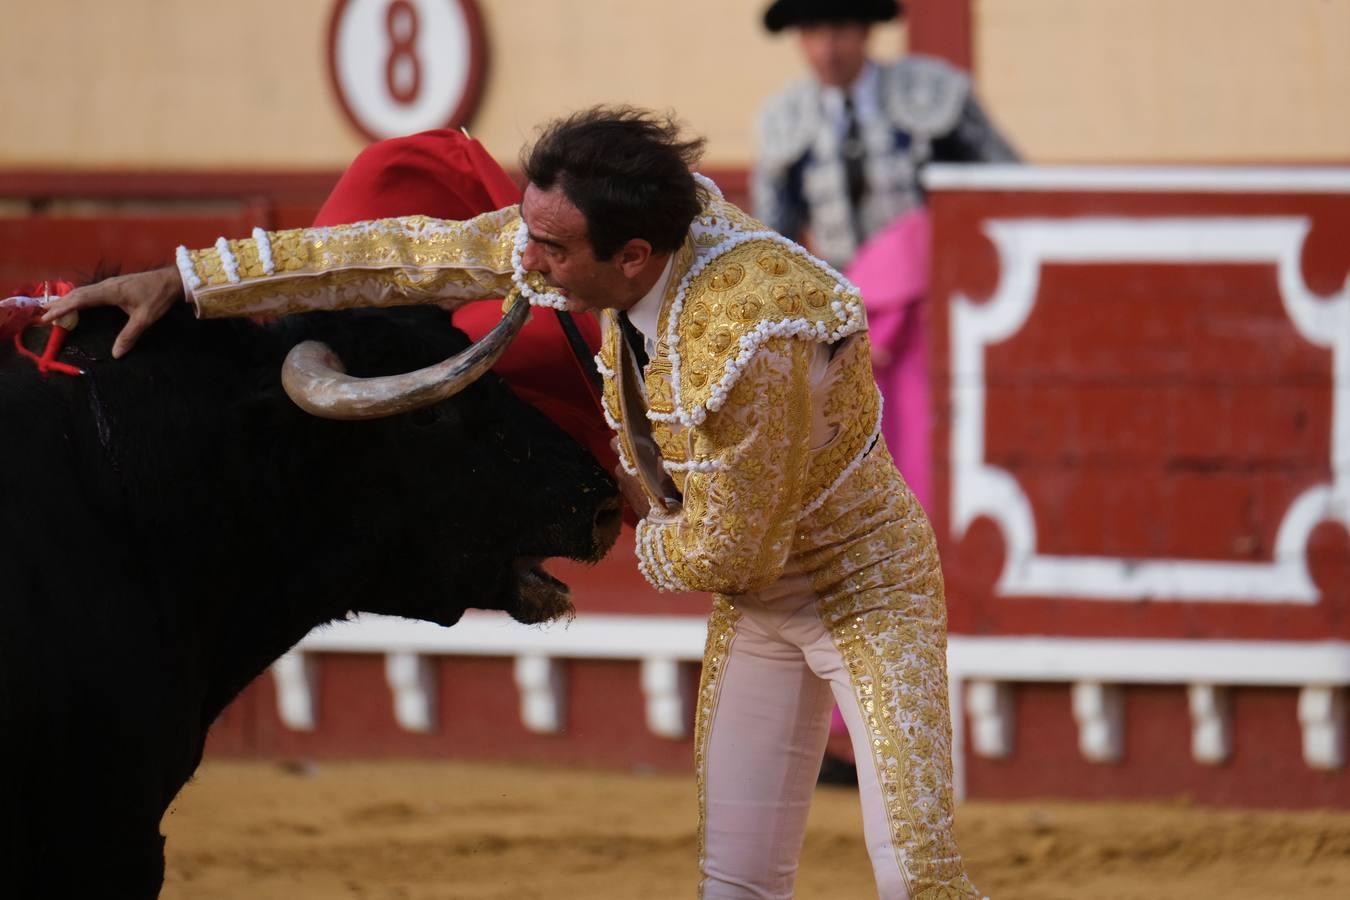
[662,457,725,474]
[275,613,1350,793]
[214,236,240,284]
[511,221,570,309]
[945,634,1350,792]
[692,171,724,199]
[925,164,1350,194]
[593,352,615,380]
[634,518,688,592]
[951,217,1350,604]
[652,227,863,429]
[251,227,276,275]
[174,245,202,294]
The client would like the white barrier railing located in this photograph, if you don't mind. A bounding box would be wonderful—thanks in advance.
[277,612,1350,797]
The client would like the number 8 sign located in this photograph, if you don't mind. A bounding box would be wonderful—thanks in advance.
[328,0,487,141]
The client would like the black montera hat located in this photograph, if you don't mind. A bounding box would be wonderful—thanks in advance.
[763,0,902,33]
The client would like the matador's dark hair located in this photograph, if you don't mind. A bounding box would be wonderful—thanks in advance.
[521,105,707,260]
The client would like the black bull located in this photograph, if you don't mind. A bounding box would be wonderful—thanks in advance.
[0,303,621,896]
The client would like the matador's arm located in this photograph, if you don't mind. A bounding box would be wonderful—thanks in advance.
[178,207,526,320]
[635,337,815,595]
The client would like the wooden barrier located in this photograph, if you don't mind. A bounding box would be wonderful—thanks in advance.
[5,164,1348,806]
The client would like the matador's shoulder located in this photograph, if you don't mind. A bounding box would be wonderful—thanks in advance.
[755,78,821,173]
[649,186,865,428]
[878,54,971,138]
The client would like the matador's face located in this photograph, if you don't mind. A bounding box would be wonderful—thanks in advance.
[798,22,871,88]
[519,183,633,313]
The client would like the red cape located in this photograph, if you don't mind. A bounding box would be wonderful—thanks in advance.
[313,130,615,474]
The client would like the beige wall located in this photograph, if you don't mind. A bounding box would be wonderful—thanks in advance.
[3,0,1346,170]
[0,0,901,169]
[976,0,1350,163]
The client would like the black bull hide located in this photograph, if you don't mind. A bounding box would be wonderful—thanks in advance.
[0,303,621,896]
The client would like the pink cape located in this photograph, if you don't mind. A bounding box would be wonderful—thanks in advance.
[845,209,932,512]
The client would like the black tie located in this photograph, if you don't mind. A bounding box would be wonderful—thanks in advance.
[842,94,867,247]
[618,311,650,371]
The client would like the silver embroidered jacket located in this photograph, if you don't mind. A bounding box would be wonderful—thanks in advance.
[752,54,1018,268]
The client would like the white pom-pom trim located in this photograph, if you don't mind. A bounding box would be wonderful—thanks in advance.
[635,519,687,592]
[692,172,724,199]
[593,353,615,379]
[650,523,685,590]
[252,227,276,275]
[214,237,240,284]
[512,221,570,310]
[599,405,640,475]
[634,528,661,588]
[175,245,202,293]
[663,458,724,474]
[649,228,864,430]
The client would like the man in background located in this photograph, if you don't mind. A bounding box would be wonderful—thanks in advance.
[753,0,1017,270]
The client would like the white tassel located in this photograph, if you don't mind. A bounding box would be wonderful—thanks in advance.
[214,237,240,284]
[175,245,202,293]
[252,227,276,275]
[511,221,569,309]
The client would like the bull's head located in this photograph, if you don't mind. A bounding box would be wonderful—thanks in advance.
[266,298,618,627]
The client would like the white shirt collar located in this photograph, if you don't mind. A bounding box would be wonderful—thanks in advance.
[624,255,675,348]
[819,61,881,129]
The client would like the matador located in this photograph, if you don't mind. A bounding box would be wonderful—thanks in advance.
[47,108,982,900]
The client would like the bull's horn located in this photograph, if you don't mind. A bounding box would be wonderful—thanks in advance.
[280,296,530,420]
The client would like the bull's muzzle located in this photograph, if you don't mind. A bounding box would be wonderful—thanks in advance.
[280,295,530,420]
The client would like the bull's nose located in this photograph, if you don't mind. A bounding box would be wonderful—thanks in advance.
[592,495,623,555]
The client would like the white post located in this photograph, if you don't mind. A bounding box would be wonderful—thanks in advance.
[1187,684,1231,764]
[272,650,318,732]
[966,680,1014,759]
[640,657,690,739]
[1071,681,1123,762]
[515,654,566,734]
[1298,686,1346,770]
[385,652,437,733]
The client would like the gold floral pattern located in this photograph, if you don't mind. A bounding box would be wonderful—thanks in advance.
[671,240,859,420]
[694,596,741,894]
[643,337,813,594]
[185,208,521,318]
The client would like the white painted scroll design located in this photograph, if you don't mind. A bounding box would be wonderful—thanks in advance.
[951,217,1350,603]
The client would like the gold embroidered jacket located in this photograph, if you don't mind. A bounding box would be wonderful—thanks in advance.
[178,179,918,610]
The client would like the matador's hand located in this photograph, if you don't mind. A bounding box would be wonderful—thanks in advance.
[42,266,183,359]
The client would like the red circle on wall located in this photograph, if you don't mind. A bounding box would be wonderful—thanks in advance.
[327,0,488,142]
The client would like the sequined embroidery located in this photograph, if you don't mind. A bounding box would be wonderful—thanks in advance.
[186,208,521,318]
[695,597,742,898]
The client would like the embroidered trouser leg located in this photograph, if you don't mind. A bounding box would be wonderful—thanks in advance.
[696,577,979,900]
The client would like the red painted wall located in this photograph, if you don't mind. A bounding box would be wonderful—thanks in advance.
[927,188,1350,640]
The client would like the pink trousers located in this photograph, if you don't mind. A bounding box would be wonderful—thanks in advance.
[698,576,918,899]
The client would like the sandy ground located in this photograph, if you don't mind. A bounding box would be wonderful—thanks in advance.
[161,760,1350,899]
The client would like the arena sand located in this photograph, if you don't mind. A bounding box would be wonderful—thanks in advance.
[161,760,1350,899]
